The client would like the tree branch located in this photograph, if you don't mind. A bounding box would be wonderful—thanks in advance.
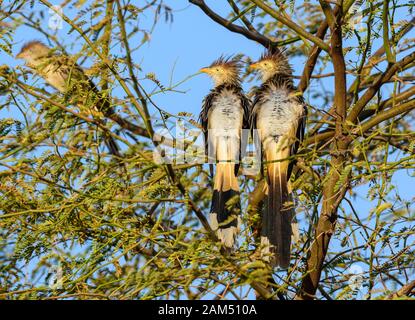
[298,20,329,92]
[347,50,415,123]
[357,85,415,123]
[189,0,275,48]
[358,99,415,134]
[310,17,415,136]
[297,4,349,300]
[318,0,335,30]
[250,0,330,53]
[348,16,415,94]
[387,279,415,299]
[382,0,395,64]
[299,0,357,93]
[227,0,256,32]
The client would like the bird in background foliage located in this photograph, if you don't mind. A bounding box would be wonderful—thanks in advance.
[250,49,307,268]
[16,41,121,158]
[199,56,250,248]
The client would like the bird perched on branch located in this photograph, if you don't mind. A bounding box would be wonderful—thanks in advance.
[16,41,121,158]
[250,49,307,268]
[199,56,250,248]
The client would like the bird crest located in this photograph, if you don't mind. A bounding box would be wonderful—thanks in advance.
[209,55,242,72]
[201,55,243,86]
[255,48,293,76]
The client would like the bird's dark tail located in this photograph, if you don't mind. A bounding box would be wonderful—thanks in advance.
[209,163,241,248]
[261,149,294,269]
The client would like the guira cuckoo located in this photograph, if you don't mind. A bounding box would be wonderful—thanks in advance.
[16,41,121,158]
[199,57,250,248]
[250,49,307,268]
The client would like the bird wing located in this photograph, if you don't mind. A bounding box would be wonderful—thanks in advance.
[235,90,251,176]
[199,90,216,158]
[287,96,308,179]
[240,91,251,129]
[249,86,265,176]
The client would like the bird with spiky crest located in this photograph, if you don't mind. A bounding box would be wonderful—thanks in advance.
[250,48,307,268]
[16,41,121,158]
[199,56,250,248]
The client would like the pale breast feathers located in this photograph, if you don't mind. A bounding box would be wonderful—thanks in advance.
[208,89,244,132]
[255,87,304,140]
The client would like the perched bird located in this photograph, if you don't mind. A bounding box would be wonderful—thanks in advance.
[199,56,250,248]
[16,41,121,157]
[250,49,307,268]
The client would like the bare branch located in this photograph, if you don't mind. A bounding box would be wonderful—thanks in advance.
[189,0,275,48]
[250,0,331,53]
[347,50,415,123]
[297,3,349,300]
[387,279,415,299]
[358,99,415,134]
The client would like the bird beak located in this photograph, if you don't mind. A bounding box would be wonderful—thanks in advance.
[249,63,260,70]
[15,52,23,59]
[199,67,210,74]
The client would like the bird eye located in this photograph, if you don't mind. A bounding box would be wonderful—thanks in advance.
[216,68,220,71]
